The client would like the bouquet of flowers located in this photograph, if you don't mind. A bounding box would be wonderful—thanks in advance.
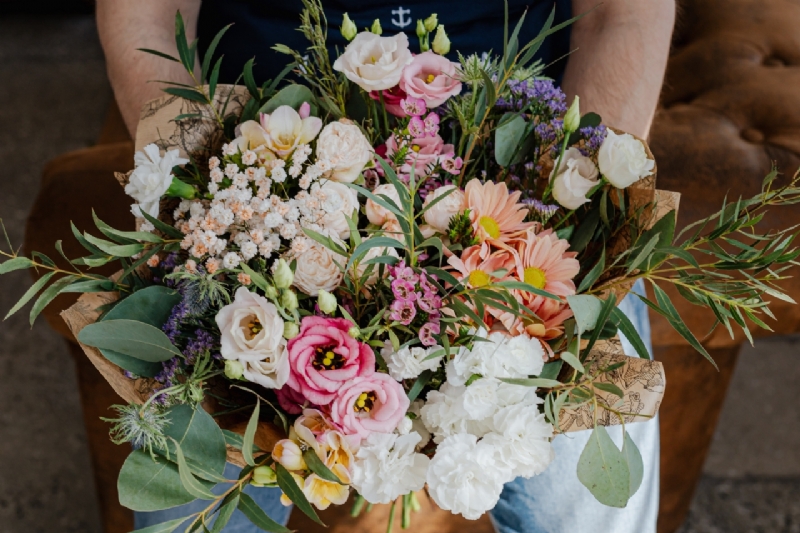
[3,2,799,530]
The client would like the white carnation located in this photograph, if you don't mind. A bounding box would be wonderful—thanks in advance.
[382,342,444,381]
[126,144,188,218]
[351,432,430,505]
[483,402,555,479]
[420,383,494,443]
[446,330,545,386]
[598,130,655,189]
[426,433,512,520]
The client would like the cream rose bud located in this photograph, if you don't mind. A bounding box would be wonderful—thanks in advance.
[215,286,290,389]
[318,180,359,239]
[333,31,413,92]
[550,147,599,210]
[423,185,465,234]
[366,183,402,226]
[290,241,345,296]
[598,129,655,189]
[316,121,374,183]
[126,144,189,219]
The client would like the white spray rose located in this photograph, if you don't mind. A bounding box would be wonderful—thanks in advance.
[550,147,599,210]
[598,129,655,189]
[422,185,465,234]
[126,144,189,219]
[215,286,289,388]
[318,179,359,239]
[316,121,374,183]
[333,32,413,92]
[351,432,430,504]
[426,433,512,520]
[382,342,444,381]
[366,183,402,226]
[290,241,344,296]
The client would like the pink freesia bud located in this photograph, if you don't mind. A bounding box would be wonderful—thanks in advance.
[298,101,311,119]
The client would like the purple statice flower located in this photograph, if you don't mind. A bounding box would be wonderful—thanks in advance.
[419,321,441,346]
[183,329,218,364]
[530,79,567,116]
[390,299,417,325]
[535,117,564,146]
[162,300,190,344]
[578,124,608,156]
[523,198,560,224]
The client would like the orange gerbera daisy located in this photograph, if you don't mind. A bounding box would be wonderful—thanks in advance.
[464,179,535,244]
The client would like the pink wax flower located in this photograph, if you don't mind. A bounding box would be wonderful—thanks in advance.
[286,316,376,405]
[423,112,440,136]
[419,321,441,346]
[390,299,417,325]
[369,86,407,117]
[330,373,410,442]
[385,133,455,180]
[408,116,426,138]
[401,97,427,117]
[399,51,463,108]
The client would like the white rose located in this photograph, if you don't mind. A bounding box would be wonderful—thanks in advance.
[423,185,465,234]
[126,144,189,218]
[485,401,555,478]
[333,31,413,92]
[215,286,289,388]
[598,129,655,189]
[351,432,430,505]
[426,433,512,520]
[382,342,444,381]
[318,180,359,239]
[316,121,374,183]
[290,241,344,296]
[550,147,599,211]
[366,183,402,226]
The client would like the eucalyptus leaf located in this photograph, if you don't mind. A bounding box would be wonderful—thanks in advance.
[499,377,562,388]
[175,443,216,500]
[623,431,644,497]
[4,272,54,320]
[259,85,317,115]
[131,517,191,533]
[559,350,585,374]
[303,448,343,484]
[161,405,228,483]
[119,450,205,511]
[78,319,182,362]
[211,493,240,533]
[577,426,631,508]
[494,114,528,166]
[243,400,260,467]
[566,295,604,334]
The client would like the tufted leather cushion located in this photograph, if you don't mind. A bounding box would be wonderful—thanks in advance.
[650,0,800,348]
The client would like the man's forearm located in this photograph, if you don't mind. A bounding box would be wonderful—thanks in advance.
[562,0,675,139]
[97,0,201,138]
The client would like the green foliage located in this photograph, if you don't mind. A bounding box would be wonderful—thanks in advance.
[275,463,325,526]
[577,426,633,508]
[237,492,293,533]
[119,449,205,512]
[78,319,182,362]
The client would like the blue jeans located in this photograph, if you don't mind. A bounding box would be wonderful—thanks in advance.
[136,281,657,532]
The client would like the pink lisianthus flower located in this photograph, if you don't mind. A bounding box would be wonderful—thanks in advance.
[399,51,463,107]
[330,373,410,442]
[369,86,407,117]
[385,133,455,180]
[286,317,376,405]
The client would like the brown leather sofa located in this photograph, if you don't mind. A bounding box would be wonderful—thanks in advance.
[24,0,800,531]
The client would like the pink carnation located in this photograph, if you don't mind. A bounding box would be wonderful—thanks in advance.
[330,373,410,442]
[286,317,376,405]
[399,51,462,108]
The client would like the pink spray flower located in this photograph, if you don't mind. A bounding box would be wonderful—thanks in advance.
[399,51,463,108]
[286,316,376,406]
[330,373,410,442]
[401,97,427,117]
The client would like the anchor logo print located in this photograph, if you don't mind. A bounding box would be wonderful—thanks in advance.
[391,6,412,28]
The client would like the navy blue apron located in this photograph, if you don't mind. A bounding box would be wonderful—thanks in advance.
[198,0,573,85]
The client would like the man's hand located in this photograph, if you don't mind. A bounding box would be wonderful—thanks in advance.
[97,0,201,138]
[562,0,676,140]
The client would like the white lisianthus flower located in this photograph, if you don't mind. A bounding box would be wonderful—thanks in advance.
[426,433,512,520]
[598,129,655,189]
[382,342,444,381]
[236,106,322,159]
[126,144,189,219]
[333,32,413,92]
[318,180,359,239]
[446,330,545,386]
[351,432,430,505]
[484,402,555,479]
[550,147,599,211]
[215,287,289,388]
[422,185,465,234]
[316,121,374,183]
[290,241,345,296]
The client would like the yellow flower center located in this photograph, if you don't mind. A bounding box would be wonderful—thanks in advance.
[312,346,344,370]
[426,74,436,83]
[479,216,501,240]
[245,316,263,340]
[354,391,377,413]
[411,144,421,152]
[469,270,491,287]
[524,267,547,290]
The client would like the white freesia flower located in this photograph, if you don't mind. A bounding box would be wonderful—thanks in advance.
[236,106,322,159]
[126,144,188,219]
[290,241,344,296]
[215,287,289,388]
[550,147,599,210]
[317,180,359,239]
[423,185,465,234]
[382,342,444,381]
[426,433,512,520]
[333,32,413,92]
[484,402,555,479]
[446,330,545,386]
[315,121,373,183]
[598,130,655,189]
[351,432,430,504]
